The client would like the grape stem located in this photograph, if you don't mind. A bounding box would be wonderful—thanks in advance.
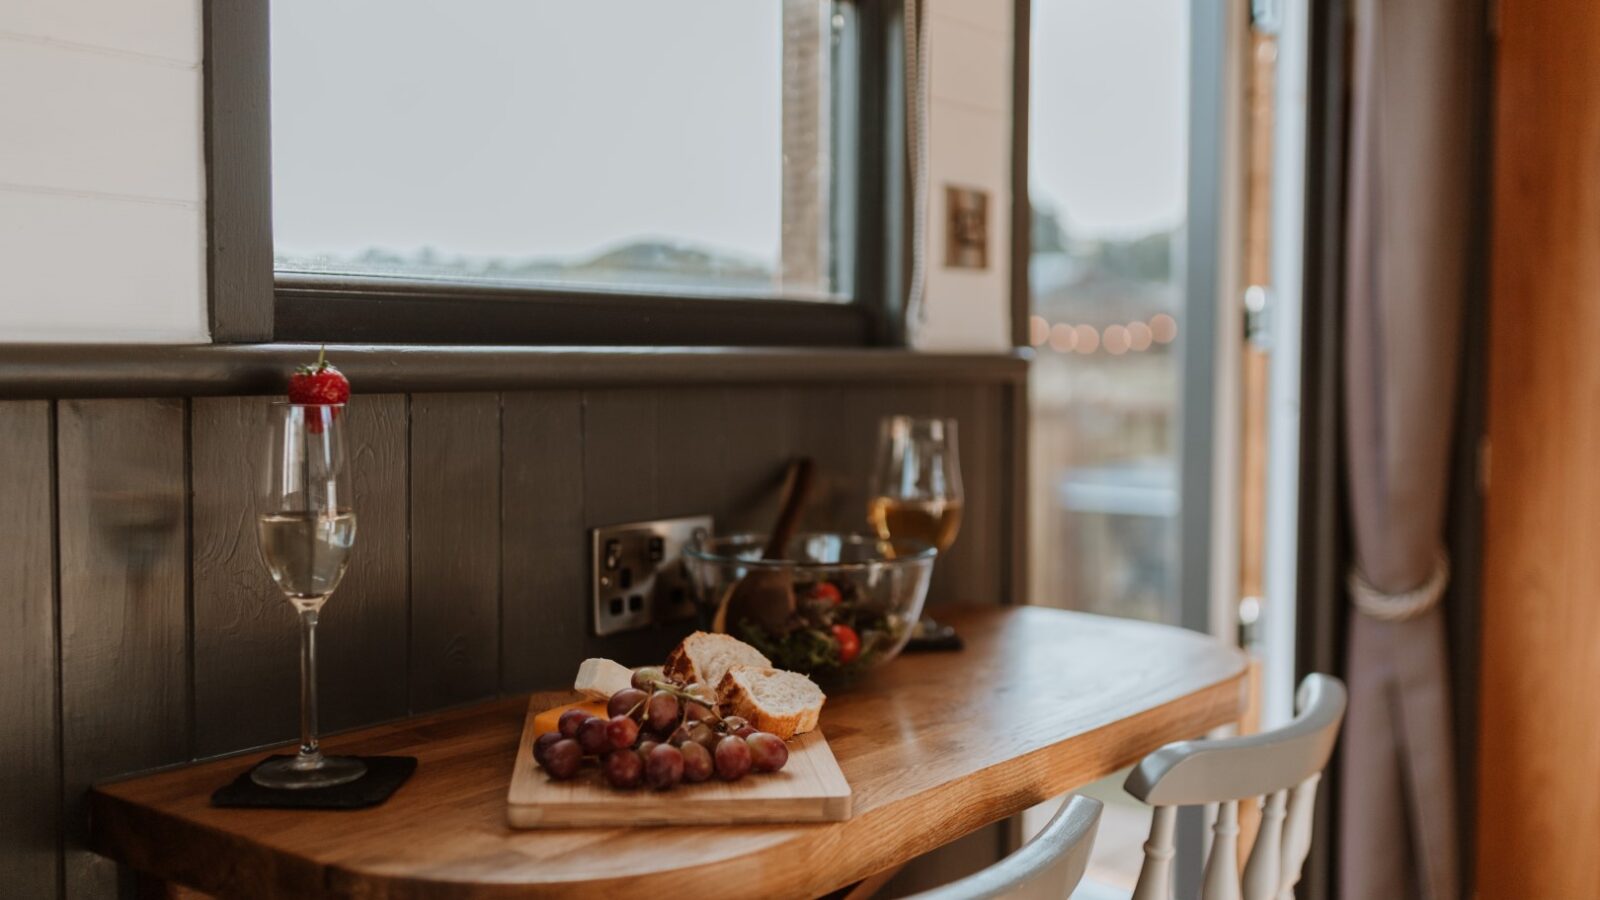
[641,679,725,723]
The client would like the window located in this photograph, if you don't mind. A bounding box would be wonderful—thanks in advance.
[1027,0,1189,626]
[270,0,847,303]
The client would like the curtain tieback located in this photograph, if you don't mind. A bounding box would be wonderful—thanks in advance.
[1349,550,1450,621]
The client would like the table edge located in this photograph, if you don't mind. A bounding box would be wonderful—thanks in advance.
[90,649,1247,899]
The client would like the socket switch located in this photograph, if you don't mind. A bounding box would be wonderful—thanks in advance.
[590,515,712,637]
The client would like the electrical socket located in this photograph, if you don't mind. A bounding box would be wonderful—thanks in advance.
[589,515,712,637]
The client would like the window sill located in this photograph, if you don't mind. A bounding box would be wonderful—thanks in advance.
[0,343,1031,399]
[274,275,875,348]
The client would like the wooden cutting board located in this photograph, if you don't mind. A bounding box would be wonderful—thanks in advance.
[507,695,852,828]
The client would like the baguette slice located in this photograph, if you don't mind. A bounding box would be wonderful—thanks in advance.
[716,665,825,740]
[664,631,771,690]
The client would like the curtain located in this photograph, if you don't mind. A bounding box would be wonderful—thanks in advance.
[1340,0,1473,897]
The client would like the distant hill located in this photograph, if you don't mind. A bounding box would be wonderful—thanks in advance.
[276,238,775,292]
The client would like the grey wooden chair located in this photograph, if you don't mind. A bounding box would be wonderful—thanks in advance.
[906,795,1104,900]
[1120,673,1347,900]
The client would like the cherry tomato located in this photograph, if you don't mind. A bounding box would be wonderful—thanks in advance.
[812,582,842,605]
[831,624,861,664]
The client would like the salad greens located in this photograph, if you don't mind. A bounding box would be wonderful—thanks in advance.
[733,578,907,677]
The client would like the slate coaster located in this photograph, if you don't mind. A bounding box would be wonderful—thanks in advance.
[904,617,964,653]
[211,756,417,810]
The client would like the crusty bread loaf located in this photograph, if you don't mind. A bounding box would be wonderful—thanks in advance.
[716,665,825,740]
[663,631,771,691]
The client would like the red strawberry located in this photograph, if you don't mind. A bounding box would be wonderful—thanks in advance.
[288,346,350,406]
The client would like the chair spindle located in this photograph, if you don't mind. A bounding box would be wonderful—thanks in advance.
[1201,800,1242,900]
[1275,774,1321,900]
[1130,805,1178,900]
[1241,789,1287,900]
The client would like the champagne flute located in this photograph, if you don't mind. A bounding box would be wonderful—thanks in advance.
[253,403,364,789]
[868,415,964,552]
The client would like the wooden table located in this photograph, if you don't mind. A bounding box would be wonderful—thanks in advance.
[91,606,1246,899]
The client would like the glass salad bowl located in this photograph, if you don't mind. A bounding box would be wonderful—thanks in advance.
[682,532,936,678]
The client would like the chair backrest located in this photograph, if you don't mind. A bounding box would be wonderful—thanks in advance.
[907,795,1104,900]
[1124,674,1347,900]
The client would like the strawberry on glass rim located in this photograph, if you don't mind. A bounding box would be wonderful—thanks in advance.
[288,346,350,406]
[288,347,349,433]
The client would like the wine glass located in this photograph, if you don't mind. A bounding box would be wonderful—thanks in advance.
[868,415,963,553]
[253,403,364,789]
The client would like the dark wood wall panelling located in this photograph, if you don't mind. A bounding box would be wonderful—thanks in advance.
[56,400,189,899]
[411,393,503,711]
[0,402,58,898]
[0,382,1014,898]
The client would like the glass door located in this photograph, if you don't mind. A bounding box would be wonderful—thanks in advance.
[1025,0,1194,630]
[1022,0,1253,891]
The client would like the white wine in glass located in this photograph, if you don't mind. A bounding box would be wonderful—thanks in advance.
[253,403,364,789]
[866,496,964,552]
[258,510,358,611]
[868,416,964,553]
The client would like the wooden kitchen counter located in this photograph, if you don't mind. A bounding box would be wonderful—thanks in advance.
[90,606,1247,899]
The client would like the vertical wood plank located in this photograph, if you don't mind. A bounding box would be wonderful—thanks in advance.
[191,396,292,757]
[837,385,905,536]
[0,401,59,898]
[193,396,411,754]
[716,386,794,534]
[790,385,858,533]
[583,389,658,526]
[655,387,727,521]
[1003,382,1029,605]
[501,391,586,692]
[410,393,501,711]
[582,389,681,665]
[938,384,1003,605]
[58,398,188,899]
[188,397,293,760]
[318,396,409,730]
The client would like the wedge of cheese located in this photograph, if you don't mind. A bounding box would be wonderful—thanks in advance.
[574,657,634,700]
[531,700,608,736]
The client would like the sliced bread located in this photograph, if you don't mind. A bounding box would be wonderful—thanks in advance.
[716,665,825,740]
[664,631,772,691]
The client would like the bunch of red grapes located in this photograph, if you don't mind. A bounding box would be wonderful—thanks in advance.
[533,667,790,790]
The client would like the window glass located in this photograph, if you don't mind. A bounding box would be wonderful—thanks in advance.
[271,0,841,300]
[1027,0,1188,626]
[1023,0,1192,888]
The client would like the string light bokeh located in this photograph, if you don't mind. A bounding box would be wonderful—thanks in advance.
[1027,313,1178,354]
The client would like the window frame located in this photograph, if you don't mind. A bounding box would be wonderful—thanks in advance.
[204,0,904,347]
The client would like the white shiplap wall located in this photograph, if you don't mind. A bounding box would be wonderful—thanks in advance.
[0,1,208,343]
[0,0,1011,349]
[914,0,1014,351]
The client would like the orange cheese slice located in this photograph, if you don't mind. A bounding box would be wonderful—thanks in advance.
[531,700,608,736]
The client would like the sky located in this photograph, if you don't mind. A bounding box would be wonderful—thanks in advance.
[1030,0,1189,239]
[271,0,784,264]
[271,0,1189,265]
